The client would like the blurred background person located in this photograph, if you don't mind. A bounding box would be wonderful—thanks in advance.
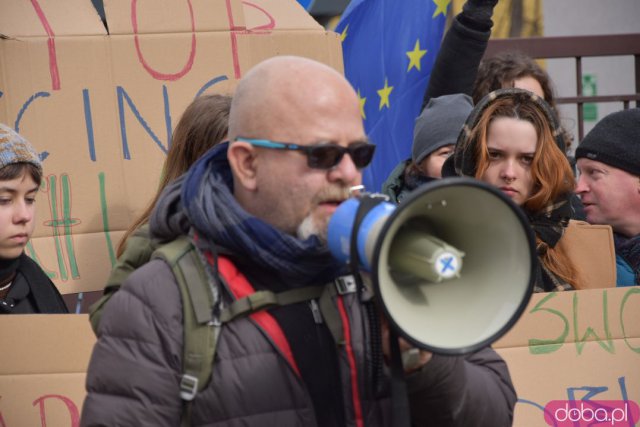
[89,94,231,332]
[575,108,640,287]
[383,94,472,203]
[0,124,68,314]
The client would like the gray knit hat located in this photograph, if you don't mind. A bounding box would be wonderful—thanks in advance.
[0,124,42,173]
[575,108,640,176]
[412,93,473,164]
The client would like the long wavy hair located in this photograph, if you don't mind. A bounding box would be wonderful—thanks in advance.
[470,95,580,289]
[116,93,232,257]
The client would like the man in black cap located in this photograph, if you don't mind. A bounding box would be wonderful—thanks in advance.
[575,108,640,286]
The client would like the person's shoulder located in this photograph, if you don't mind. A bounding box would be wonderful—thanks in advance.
[120,259,182,314]
[382,159,411,195]
[18,252,47,273]
[124,258,178,291]
[99,258,184,344]
[17,253,57,288]
[17,253,69,313]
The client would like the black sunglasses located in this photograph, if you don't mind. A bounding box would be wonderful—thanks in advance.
[237,138,376,170]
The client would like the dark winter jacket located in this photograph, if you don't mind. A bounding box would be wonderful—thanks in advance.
[0,253,68,314]
[81,147,516,426]
[88,224,155,334]
[614,233,640,286]
[381,160,437,204]
[81,254,516,426]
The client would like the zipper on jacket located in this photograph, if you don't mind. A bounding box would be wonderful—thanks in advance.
[309,299,323,324]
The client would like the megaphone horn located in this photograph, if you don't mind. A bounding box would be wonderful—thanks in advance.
[328,177,535,355]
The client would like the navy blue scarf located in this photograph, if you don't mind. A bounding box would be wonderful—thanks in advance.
[181,143,346,286]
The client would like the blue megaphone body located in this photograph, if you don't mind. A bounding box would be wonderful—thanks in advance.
[328,194,465,282]
[328,197,395,270]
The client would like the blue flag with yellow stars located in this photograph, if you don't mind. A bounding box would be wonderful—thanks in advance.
[335,0,448,191]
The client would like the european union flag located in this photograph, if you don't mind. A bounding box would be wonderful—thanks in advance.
[335,0,448,191]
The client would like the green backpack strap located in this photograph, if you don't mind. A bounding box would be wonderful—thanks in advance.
[219,286,325,322]
[154,238,354,425]
[152,237,220,409]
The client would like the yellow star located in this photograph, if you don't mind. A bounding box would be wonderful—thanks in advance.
[357,89,366,119]
[340,24,349,42]
[432,0,451,18]
[377,78,394,110]
[406,39,428,72]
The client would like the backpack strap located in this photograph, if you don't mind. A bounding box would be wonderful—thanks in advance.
[219,286,325,322]
[318,275,359,346]
[154,238,358,425]
[152,237,219,404]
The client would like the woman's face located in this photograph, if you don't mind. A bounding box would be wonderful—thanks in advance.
[480,117,538,206]
[418,144,454,178]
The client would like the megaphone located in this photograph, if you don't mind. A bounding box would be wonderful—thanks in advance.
[328,177,535,355]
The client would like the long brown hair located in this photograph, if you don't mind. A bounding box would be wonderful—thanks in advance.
[470,95,580,289]
[116,94,232,257]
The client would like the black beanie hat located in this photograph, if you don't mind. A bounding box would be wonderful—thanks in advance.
[575,108,640,176]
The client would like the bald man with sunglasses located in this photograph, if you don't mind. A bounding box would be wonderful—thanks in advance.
[82,56,515,427]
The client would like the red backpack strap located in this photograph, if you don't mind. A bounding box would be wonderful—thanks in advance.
[216,256,301,377]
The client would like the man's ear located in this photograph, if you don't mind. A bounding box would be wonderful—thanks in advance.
[228,141,258,191]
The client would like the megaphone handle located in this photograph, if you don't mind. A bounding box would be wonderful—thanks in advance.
[389,328,411,427]
[348,196,388,397]
[348,194,387,276]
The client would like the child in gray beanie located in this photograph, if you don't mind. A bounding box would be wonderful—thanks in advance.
[413,94,474,171]
[382,94,473,203]
[0,124,68,313]
[575,108,640,287]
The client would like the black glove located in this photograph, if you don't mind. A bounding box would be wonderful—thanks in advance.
[460,0,499,31]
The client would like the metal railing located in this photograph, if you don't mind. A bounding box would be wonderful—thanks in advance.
[485,33,640,141]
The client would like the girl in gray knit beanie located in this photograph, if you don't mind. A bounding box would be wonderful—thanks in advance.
[0,124,68,313]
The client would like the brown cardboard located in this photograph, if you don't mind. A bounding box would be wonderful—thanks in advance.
[0,0,342,294]
[559,220,617,289]
[0,315,95,426]
[494,287,640,426]
[0,0,106,37]
[1,289,637,426]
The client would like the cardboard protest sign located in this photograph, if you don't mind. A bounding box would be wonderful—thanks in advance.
[494,286,640,426]
[560,221,617,290]
[0,0,342,295]
[1,288,638,425]
[0,315,95,426]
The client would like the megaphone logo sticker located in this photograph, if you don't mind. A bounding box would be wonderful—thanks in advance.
[436,252,460,279]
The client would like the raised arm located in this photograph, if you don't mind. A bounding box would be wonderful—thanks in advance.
[423,0,498,109]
